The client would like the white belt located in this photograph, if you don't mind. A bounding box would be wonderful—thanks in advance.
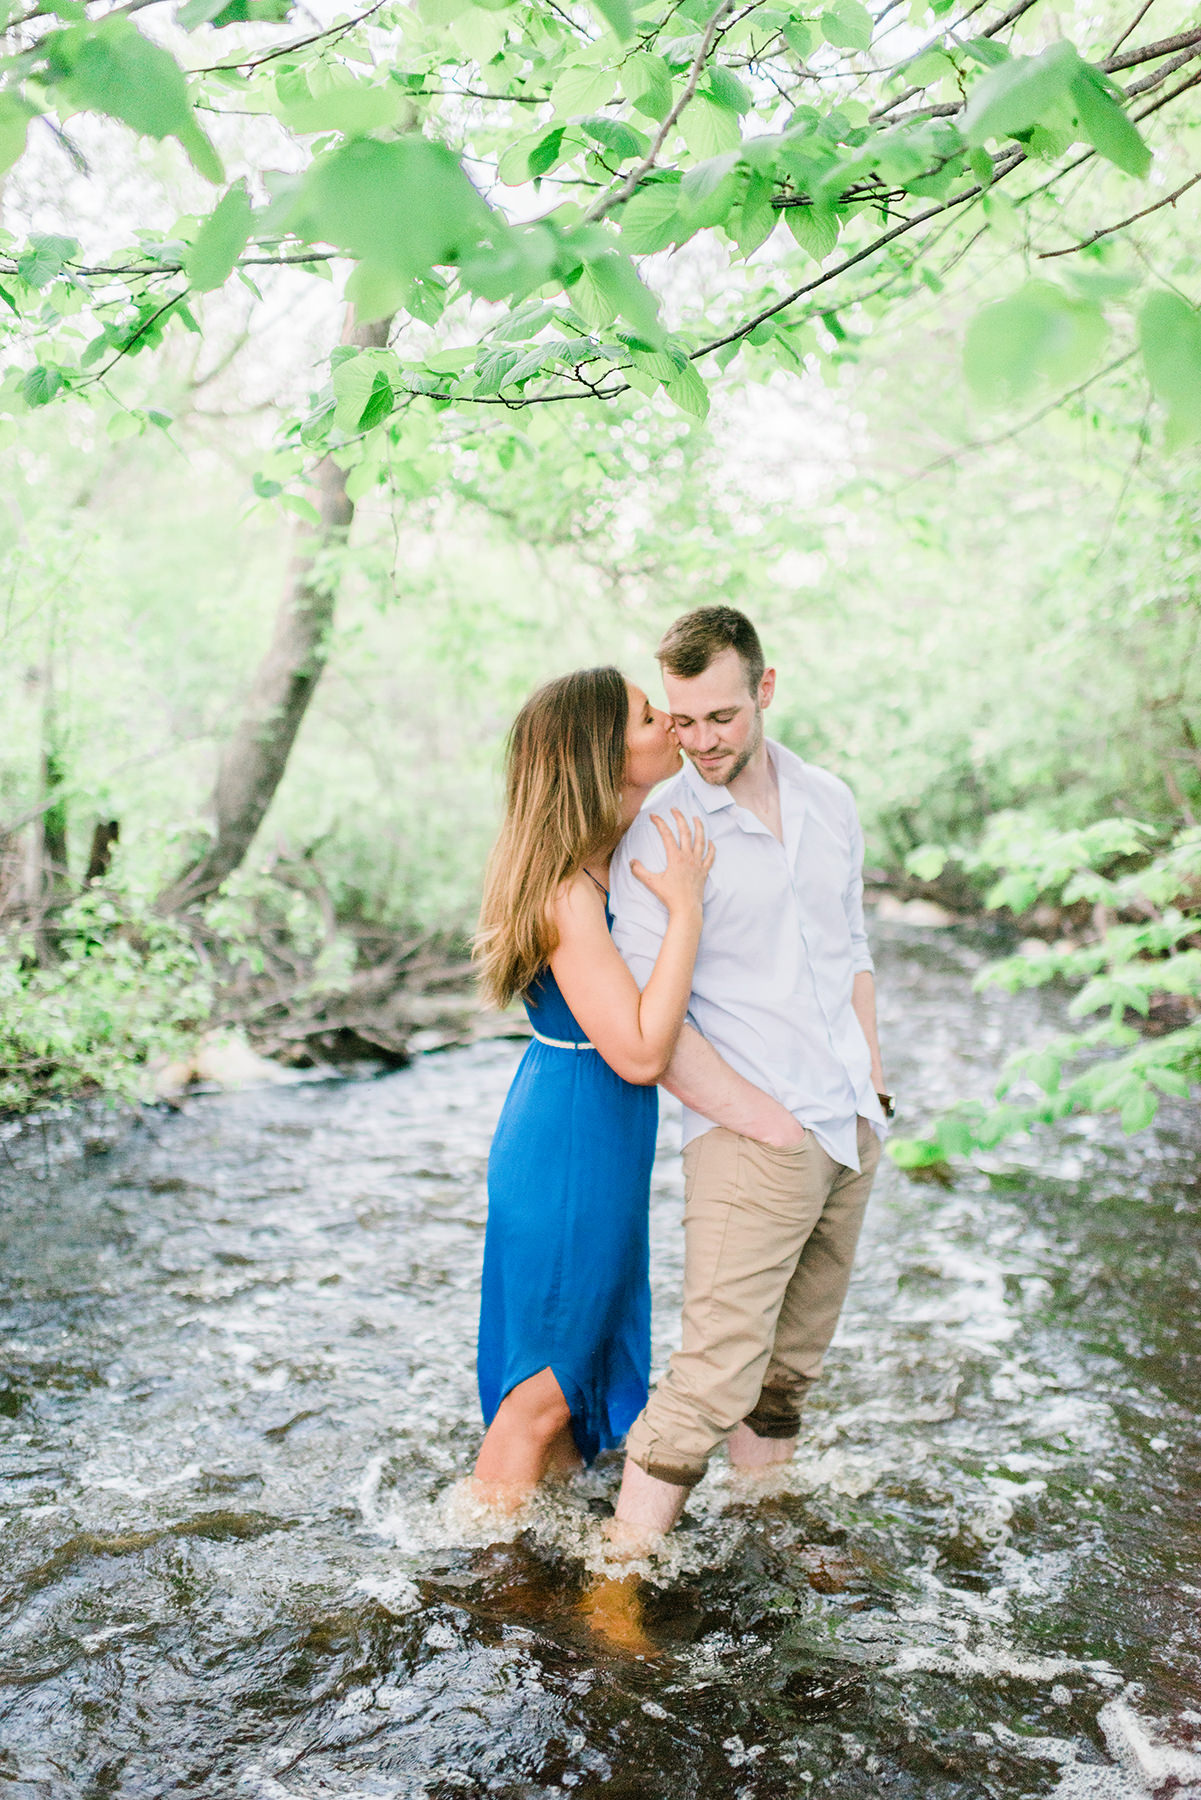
[531,1029,595,1051]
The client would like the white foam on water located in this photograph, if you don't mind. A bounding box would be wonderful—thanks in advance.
[884,1643,1082,1682]
[355,1454,715,1584]
[354,1572,422,1614]
[1099,1698,1201,1791]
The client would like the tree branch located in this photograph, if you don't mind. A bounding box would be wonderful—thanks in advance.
[585,0,737,223]
[1105,23,1201,73]
[1037,171,1201,259]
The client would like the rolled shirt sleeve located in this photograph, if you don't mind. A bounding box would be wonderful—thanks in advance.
[843,789,875,977]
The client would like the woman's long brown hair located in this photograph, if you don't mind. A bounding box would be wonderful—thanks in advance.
[475,667,628,1009]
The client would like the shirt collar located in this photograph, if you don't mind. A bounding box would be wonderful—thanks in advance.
[678,738,806,813]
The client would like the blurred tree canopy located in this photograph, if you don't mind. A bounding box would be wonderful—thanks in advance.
[0,0,1198,441]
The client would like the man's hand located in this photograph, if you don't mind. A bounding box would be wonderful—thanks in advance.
[749,1107,807,1150]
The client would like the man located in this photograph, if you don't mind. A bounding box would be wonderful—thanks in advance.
[607,605,890,1544]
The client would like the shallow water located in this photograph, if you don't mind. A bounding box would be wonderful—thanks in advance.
[1,923,1199,1800]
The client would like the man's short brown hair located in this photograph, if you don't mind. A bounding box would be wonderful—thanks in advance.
[656,605,766,696]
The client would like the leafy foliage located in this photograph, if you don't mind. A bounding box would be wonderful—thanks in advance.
[890,819,1201,1166]
[0,0,1197,455]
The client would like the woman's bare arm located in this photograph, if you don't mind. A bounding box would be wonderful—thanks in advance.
[548,813,711,1085]
[662,1025,807,1147]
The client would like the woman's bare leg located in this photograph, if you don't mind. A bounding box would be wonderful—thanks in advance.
[544,1422,584,1481]
[471,1368,573,1509]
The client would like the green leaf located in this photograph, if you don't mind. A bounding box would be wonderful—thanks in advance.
[784,202,839,262]
[664,356,709,419]
[820,0,872,52]
[1146,1066,1190,1098]
[888,1136,949,1169]
[731,168,778,256]
[0,93,35,176]
[1119,1085,1158,1134]
[680,95,742,159]
[619,183,687,253]
[358,369,396,431]
[1139,290,1201,446]
[631,343,687,380]
[570,248,665,345]
[681,150,740,205]
[591,0,634,40]
[706,65,752,115]
[279,78,403,138]
[297,136,493,284]
[44,18,223,181]
[498,123,568,185]
[1069,62,1151,178]
[782,18,813,58]
[550,64,617,116]
[16,233,78,289]
[968,145,994,188]
[579,113,650,161]
[964,279,1107,404]
[1025,1052,1061,1093]
[331,349,398,432]
[529,125,568,178]
[962,35,1010,67]
[185,179,252,291]
[906,48,954,85]
[623,51,673,122]
[962,39,1080,146]
[22,363,64,407]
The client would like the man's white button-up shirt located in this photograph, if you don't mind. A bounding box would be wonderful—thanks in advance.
[610,739,885,1171]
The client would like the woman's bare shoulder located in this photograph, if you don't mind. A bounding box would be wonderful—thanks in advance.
[550,870,608,933]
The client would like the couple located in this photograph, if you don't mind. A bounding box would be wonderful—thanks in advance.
[472,606,890,1549]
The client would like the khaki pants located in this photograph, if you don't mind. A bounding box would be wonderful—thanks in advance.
[624,1117,881,1488]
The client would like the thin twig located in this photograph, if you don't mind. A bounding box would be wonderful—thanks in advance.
[189,0,387,74]
[1037,171,1201,258]
[1109,0,1157,59]
[893,353,1134,491]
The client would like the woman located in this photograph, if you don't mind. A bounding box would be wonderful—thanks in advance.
[472,666,713,1505]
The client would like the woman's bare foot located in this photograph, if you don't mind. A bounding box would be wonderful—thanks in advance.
[464,1475,535,1516]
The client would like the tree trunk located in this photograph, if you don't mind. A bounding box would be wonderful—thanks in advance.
[159,313,391,913]
[86,819,120,882]
[21,643,71,960]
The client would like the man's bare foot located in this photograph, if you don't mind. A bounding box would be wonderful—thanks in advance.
[727,1420,796,1474]
[601,1515,665,1563]
[611,1457,690,1542]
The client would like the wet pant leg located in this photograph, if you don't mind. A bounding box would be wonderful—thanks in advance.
[743,1116,882,1440]
[624,1127,833,1487]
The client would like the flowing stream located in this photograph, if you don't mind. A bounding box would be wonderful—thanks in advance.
[1,923,1199,1799]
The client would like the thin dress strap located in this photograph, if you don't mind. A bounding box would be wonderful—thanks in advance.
[582,868,609,900]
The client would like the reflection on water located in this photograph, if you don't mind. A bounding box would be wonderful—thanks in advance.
[1,924,1199,1798]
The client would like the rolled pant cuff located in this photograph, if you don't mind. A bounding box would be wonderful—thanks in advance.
[742,1383,811,1440]
[741,1407,803,1439]
[627,1450,706,1490]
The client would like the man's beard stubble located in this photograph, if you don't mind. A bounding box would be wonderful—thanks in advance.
[691,704,763,787]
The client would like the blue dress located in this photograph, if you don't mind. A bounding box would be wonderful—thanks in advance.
[477,922,657,1465]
